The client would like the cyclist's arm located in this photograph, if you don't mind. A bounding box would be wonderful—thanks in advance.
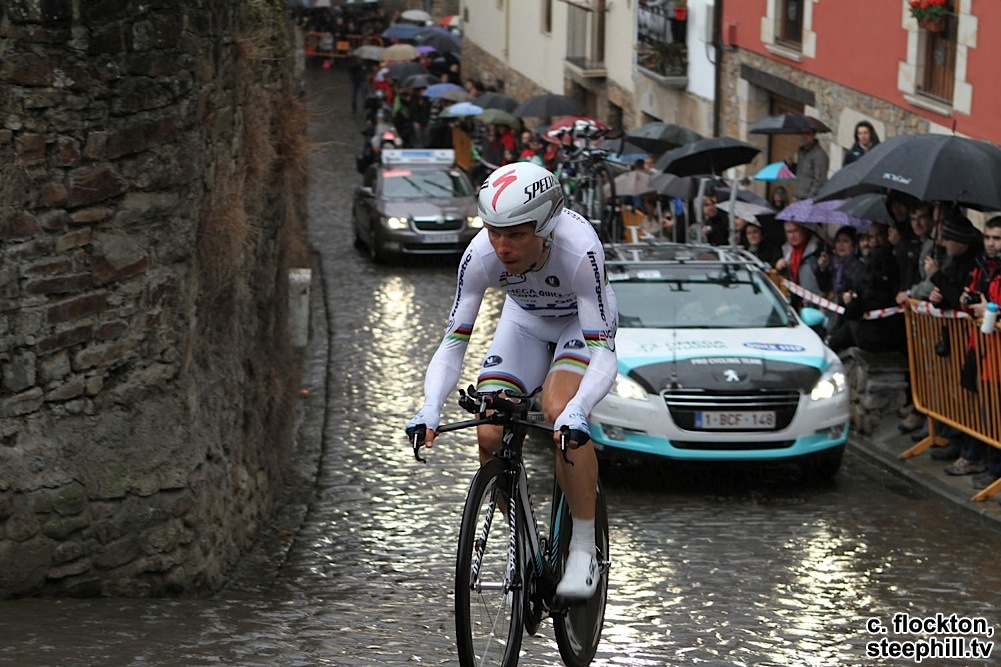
[415,248,490,433]
[557,249,618,431]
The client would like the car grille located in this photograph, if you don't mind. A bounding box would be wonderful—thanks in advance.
[671,439,796,451]
[412,217,464,232]
[661,389,801,432]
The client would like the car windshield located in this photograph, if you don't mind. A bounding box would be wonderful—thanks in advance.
[379,167,473,199]
[610,264,791,329]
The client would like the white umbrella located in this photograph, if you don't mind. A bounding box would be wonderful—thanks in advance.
[400,9,433,23]
[716,200,775,224]
[612,170,653,197]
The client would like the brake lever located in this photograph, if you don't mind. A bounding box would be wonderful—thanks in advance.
[559,426,573,467]
[408,425,427,464]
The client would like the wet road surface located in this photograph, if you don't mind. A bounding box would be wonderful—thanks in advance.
[0,65,999,667]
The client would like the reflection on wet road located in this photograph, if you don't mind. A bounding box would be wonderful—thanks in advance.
[0,66,999,667]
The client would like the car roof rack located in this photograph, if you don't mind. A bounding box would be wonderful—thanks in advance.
[603,241,770,270]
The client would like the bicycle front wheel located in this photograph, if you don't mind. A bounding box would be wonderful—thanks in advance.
[553,481,609,667]
[455,458,525,667]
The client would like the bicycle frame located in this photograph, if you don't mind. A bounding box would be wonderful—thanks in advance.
[443,408,562,603]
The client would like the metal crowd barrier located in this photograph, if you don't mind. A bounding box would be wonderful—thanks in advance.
[900,299,1001,501]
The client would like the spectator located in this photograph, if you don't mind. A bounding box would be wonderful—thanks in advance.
[820,225,864,299]
[817,225,863,346]
[928,214,982,310]
[788,129,829,201]
[518,134,546,167]
[916,215,983,451]
[635,192,672,240]
[741,218,782,266]
[770,185,790,212]
[893,202,939,435]
[843,120,881,166]
[895,203,939,304]
[464,78,485,98]
[700,188,729,246]
[775,221,829,303]
[829,222,904,353]
[857,226,873,258]
[392,88,415,147]
[959,217,1001,487]
[408,89,431,148]
[348,56,369,116]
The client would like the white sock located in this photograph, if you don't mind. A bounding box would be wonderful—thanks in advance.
[570,517,594,554]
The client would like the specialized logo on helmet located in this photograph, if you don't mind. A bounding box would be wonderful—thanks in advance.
[524,175,557,201]
[489,168,519,210]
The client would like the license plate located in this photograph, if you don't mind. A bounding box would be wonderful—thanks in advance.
[421,232,459,244]
[695,411,775,430]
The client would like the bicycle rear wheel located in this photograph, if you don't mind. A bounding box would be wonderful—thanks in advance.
[455,459,525,667]
[552,481,609,667]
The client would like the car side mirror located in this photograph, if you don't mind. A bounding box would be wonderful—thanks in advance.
[358,186,374,198]
[799,307,827,329]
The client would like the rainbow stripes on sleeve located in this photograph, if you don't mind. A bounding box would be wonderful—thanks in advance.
[447,323,474,343]
[582,329,611,351]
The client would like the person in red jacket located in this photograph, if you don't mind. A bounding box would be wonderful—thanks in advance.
[955,217,1001,487]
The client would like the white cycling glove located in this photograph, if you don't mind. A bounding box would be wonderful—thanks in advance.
[554,402,590,437]
[406,404,441,434]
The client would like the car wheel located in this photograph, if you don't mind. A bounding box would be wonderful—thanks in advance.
[801,444,844,482]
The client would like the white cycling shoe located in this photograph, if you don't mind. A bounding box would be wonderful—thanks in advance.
[555,549,598,600]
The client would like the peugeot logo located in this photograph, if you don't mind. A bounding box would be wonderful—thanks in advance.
[724,369,740,382]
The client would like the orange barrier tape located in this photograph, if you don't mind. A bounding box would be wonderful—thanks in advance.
[900,299,1001,501]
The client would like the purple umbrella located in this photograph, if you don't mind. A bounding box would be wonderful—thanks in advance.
[776,198,860,226]
[777,198,867,243]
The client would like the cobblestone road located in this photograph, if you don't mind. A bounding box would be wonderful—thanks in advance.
[0,65,999,667]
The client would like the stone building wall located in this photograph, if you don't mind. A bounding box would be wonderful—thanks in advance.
[718,49,934,163]
[0,0,308,597]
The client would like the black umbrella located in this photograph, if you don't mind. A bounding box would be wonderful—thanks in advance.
[836,193,893,226]
[386,61,429,81]
[512,93,584,119]
[473,92,519,113]
[414,27,461,54]
[626,122,703,155]
[749,114,832,135]
[401,73,439,89]
[596,136,649,160]
[654,136,761,177]
[716,187,771,208]
[649,172,704,199]
[815,133,1001,211]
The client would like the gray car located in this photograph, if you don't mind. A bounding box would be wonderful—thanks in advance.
[352,149,483,262]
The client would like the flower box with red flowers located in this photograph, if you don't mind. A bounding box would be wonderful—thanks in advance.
[909,0,949,32]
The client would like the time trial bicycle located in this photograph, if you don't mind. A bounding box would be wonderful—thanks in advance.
[408,385,610,667]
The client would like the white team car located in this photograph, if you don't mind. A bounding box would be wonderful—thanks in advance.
[589,243,850,479]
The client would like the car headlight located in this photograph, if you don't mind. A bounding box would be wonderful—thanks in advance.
[810,360,847,401]
[383,216,409,230]
[612,373,648,401]
[467,215,483,229]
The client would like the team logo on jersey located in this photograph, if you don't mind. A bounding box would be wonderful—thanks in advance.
[563,339,585,349]
[545,276,560,287]
[483,355,503,368]
[500,271,527,286]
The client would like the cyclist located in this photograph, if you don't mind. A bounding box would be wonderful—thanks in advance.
[407,161,618,600]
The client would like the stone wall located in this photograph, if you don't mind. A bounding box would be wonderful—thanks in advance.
[0,0,309,597]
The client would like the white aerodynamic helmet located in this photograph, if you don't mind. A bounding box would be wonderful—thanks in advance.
[477,162,564,237]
